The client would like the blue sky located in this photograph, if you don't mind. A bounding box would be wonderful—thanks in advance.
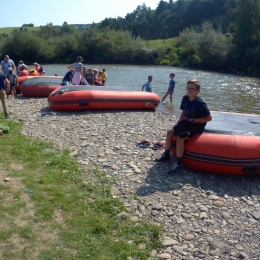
[1,0,160,28]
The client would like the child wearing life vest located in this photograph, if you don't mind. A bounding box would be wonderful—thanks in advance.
[33,62,45,76]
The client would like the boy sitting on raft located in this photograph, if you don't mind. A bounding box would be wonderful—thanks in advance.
[156,79,212,174]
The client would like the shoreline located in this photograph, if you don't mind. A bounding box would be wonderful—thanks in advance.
[6,96,260,259]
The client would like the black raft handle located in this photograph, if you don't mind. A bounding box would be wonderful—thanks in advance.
[242,166,259,174]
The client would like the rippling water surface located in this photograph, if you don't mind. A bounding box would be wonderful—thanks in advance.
[42,64,260,115]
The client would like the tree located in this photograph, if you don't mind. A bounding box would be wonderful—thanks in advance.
[230,0,260,72]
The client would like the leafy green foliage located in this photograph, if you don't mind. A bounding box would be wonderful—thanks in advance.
[179,22,233,68]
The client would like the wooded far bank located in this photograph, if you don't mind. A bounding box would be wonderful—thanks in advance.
[0,0,260,76]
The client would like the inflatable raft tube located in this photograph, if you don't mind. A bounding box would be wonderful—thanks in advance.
[20,76,63,97]
[48,85,160,111]
[172,111,260,175]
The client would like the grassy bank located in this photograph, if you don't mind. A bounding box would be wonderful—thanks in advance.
[0,27,39,35]
[0,115,162,260]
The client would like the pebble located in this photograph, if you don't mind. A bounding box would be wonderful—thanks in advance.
[4,177,11,182]
[8,97,260,260]
[162,239,179,246]
[212,200,224,207]
[183,234,195,241]
[117,212,128,219]
[157,253,171,259]
[172,245,183,255]
[200,212,208,219]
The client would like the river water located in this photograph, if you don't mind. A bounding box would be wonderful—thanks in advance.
[42,64,260,116]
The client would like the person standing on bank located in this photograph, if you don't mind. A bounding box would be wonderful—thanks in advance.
[156,79,212,174]
[0,72,10,118]
[68,56,83,85]
[0,55,16,76]
[161,72,176,103]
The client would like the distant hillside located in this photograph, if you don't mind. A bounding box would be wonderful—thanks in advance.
[0,24,92,36]
[0,27,40,35]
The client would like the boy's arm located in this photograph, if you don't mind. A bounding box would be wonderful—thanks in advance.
[4,78,10,91]
[179,110,186,121]
[142,84,145,91]
[187,114,212,123]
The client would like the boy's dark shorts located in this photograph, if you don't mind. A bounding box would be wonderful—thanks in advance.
[10,84,16,91]
[173,120,204,138]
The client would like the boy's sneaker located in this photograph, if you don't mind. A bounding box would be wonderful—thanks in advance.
[168,162,183,175]
[137,140,151,148]
[155,151,170,162]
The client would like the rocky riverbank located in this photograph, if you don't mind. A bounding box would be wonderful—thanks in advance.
[7,96,260,260]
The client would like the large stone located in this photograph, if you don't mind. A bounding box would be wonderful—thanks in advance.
[162,239,179,246]
[181,212,192,219]
[117,212,128,219]
[222,212,232,219]
[157,253,172,259]
[172,245,183,255]
[176,218,186,224]
[200,212,208,219]
[183,234,195,241]
[208,195,219,200]
[213,200,224,207]
[251,211,260,220]
[151,203,162,210]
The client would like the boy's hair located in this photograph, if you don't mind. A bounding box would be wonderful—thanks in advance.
[148,75,152,79]
[187,79,201,90]
[170,73,175,77]
[9,69,13,75]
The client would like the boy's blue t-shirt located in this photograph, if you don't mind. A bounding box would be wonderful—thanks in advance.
[169,79,175,92]
[63,71,73,81]
[7,74,17,85]
[144,81,152,92]
[180,95,210,130]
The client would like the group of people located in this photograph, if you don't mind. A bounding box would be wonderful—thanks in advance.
[0,54,45,118]
[1,54,212,177]
[62,56,107,86]
[142,73,212,174]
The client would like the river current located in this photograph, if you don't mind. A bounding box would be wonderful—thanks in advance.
[41,64,260,115]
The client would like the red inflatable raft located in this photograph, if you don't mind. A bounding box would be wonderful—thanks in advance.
[20,76,63,97]
[48,85,160,111]
[172,111,260,175]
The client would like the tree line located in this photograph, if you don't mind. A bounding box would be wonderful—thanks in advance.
[0,0,260,76]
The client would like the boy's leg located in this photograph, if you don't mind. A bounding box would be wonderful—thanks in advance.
[170,93,173,103]
[155,128,174,161]
[0,89,9,118]
[168,136,187,174]
[161,91,169,103]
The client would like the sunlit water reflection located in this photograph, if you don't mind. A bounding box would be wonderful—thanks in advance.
[41,64,260,115]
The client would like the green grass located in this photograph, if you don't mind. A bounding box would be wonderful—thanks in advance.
[0,113,163,260]
[0,27,40,35]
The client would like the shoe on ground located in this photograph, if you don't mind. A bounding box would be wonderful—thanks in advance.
[152,142,165,150]
[137,140,151,148]
[4,113,9,119]
[155,151,170,162]
[168,162,183,175]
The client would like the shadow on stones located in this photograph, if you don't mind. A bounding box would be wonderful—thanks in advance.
[39,106,157,117]
[136,159,260,198]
